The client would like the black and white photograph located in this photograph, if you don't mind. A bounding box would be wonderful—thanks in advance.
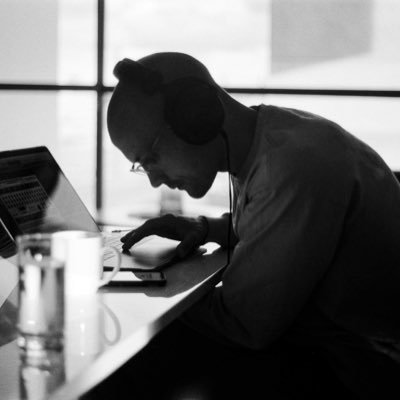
[0,1,399,399]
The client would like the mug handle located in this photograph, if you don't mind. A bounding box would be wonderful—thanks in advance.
[99,300,122,345]
[98,246,121,287]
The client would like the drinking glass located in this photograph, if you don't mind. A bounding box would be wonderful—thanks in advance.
[17,234,65,353]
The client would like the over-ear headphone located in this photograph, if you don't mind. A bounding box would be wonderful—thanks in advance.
[113,58,225,146]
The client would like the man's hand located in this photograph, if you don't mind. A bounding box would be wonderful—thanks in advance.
[121,214,208,258]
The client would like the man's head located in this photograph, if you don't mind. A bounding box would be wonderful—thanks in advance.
[107,52,226,198]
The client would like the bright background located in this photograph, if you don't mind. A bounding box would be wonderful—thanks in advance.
[1,0,399,223]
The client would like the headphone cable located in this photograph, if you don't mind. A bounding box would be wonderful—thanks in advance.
[221,130,232,265]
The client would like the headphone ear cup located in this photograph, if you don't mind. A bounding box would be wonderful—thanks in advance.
[164,78,225,145]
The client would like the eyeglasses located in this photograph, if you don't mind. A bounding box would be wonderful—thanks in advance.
[130,162,148,175]
[129,132,162,175]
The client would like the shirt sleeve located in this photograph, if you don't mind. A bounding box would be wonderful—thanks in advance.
[181,149,349,349]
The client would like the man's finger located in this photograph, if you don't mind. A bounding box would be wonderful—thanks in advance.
[121,218,166,250]
[121,225,150,251]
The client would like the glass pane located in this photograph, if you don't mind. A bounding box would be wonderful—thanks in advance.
[0,0,58,83]
[0,0,96,85]
[57,92,96,212]
[105,0,269,87]
[268,0,400,89]
[58,0,97,85]
[0,92,96,212]
[105,0,400,90]
[234,93,400,170]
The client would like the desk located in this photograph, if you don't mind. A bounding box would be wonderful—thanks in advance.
[0,244,226,400]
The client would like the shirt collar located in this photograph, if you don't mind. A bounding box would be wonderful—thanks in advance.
[234,104,267,183]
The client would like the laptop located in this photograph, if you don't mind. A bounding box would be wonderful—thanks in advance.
[0,146,185,273]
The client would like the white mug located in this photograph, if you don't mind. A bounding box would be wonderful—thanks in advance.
[52,230,121,296]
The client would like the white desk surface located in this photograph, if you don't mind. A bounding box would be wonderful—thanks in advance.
[0,244,226,400]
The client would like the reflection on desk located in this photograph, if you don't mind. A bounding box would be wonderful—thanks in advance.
[20,349,65,399]
[0,244,226,400]
[65,296,122,378]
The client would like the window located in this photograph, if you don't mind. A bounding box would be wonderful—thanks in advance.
[0,0,96,212]
[1,0,399,221]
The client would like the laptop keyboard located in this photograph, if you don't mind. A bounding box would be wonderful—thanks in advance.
[104,235,124,260]
[103,233,152,261]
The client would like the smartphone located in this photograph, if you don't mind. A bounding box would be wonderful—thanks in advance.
[104,271,167,287]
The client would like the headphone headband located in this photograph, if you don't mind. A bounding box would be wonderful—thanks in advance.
[113,58,224,145]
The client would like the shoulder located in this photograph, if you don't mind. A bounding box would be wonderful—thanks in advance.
[246,105,356,204]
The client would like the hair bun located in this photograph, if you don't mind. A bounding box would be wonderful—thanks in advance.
[113,58,163,94]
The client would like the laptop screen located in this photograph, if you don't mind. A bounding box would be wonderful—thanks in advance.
[0,146,99,258]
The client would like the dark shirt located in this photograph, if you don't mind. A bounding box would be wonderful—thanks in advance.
[183,105,400,360]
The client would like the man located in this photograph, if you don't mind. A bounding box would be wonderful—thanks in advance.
[99,52,400,399]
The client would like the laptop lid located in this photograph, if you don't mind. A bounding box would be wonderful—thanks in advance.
[0,146,100,258]
[0,146,184,279]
